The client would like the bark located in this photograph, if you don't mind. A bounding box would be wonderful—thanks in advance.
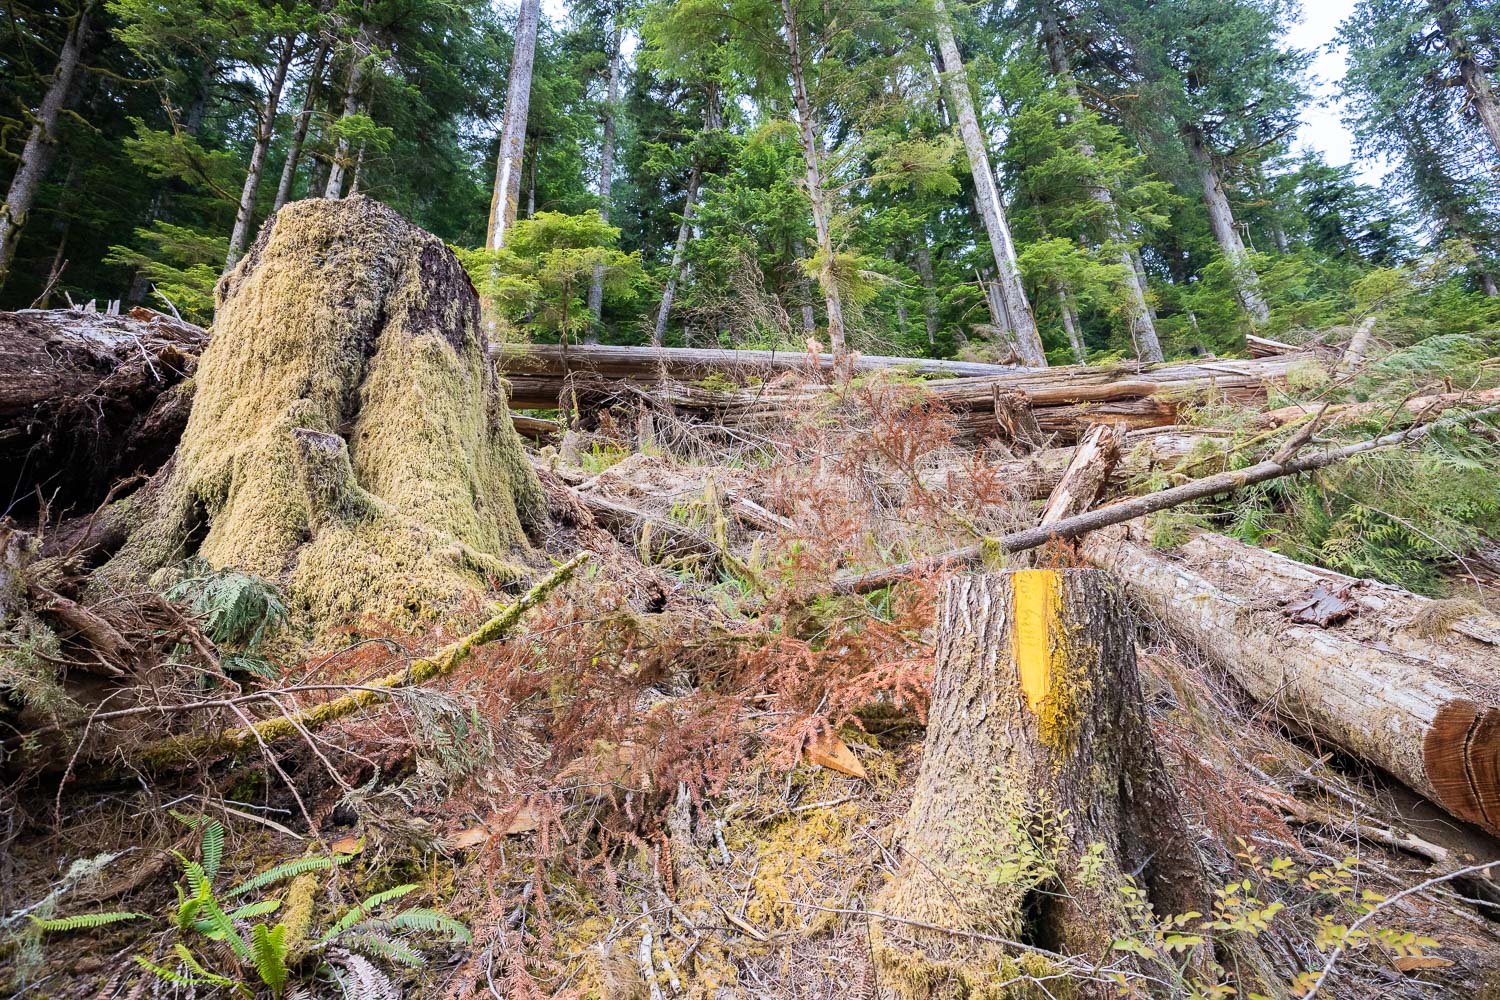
[1039,3,1163,361]
[1184,125,1271,325]
[0,307,204,513]
[586,14,624,325]
[322,37,367,199]
[273,37,332,213]
[652,167,700,346]
[488,0,541,249]
[227,34,298,268]
[0,6,91,294]
[991,387,1044,454]
[100,196,546,633]
[1433,1,1500,159]
[1084,525,1500,837]
[837,399,1500,593]
[871,569,1206,996]
[779,0,848,353]
[933,0,1044,366]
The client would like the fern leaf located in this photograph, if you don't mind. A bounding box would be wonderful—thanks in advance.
[252,922,289,997]
[28,911,143,933]
[226,855,338,897]
[226,899,282,921]
[367,908,470,943]
[320,885,418,943]
[201,820,226,883]
[338,931,427,967]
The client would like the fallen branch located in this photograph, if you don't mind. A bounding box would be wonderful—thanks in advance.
[131,551,593,769]
[836,403,1500,594]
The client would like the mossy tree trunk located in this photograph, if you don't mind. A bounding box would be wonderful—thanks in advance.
[872,569,1206,998]
[102,196,545,632]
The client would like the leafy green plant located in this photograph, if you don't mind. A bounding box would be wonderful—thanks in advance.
[37,817,469,998]
[164,559,287,679]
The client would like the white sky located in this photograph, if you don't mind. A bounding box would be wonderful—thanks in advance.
[1283,0,1385,183]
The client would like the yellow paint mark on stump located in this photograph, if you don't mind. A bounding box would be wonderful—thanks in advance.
[1011,569,1062,712]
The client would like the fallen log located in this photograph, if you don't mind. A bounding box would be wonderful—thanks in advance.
[837,402,1500,593]
[1256,385,1500,430]
[1037,422,1126,529]
[1082,526,1500,838]
[0,306,204,511]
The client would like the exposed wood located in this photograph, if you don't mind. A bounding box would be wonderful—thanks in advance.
[1256,385,1500,430]
[1246,333,1302,357]
[836,402,1500,593]
[1338,315,1378,372]
[871,569,1205,993]
[991,387,1044,453]
[1083,525,1500,837]
[1037,422,1125,529]
[0,307,203,512]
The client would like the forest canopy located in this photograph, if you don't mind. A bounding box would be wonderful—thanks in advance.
[1,0,1497,362]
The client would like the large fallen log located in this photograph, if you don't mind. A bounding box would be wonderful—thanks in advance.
[1083,525,1500,838]
[0,306,204,511]
[504,349,1312,442]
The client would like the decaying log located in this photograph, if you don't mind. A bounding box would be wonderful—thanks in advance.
[871,569,1206,995]
[1256,384,1500,430]
[1036,422,1125,529]
[1084,526,1500,837]
[837,402,1500,594]
[991,387,1044,453]
[0,306,204,511]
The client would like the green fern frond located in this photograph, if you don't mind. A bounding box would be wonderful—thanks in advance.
[28,911,143,933]
[320,885,419,943]
[227,855,342,897]
[252,923,289,996]
[365,908,471,943]
[200,820,226,883]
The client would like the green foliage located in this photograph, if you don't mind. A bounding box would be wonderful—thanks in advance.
[163,559,287,679]
[28,911,144,933]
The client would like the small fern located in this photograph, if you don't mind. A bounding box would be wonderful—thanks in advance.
[28,911,143,933]
[226,853,347,897]
[252,922,290,997]
[320,884,420,942]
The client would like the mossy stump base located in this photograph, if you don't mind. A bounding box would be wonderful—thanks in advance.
[100,196,545,632]
[872,569,1207,999]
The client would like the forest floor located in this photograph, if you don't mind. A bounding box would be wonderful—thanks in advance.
[5,325,1500,999]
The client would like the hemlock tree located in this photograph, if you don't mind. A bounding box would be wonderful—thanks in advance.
[489,0,542,248]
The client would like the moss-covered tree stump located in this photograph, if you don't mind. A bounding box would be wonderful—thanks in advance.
[872,569,1207,998]
[102,196,545,631]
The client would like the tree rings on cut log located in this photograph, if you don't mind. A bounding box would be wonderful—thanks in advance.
[1425,700,1500,834]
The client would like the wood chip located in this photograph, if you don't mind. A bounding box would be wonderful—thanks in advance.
[803,731,868,779]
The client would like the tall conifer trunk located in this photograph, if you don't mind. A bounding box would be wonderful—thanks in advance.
[779,0,848,354]
[653,167,700,346]
[0,5,91,294]
[273,37,331,213]
[1040,1,1163,361]
[1184,124,1271,325]
[323,36,368,199]
[488,0,541,250]
[1432,1,1500,158]
[587,13,624,329]
[932,0,1045,366]
[227,34,297,268]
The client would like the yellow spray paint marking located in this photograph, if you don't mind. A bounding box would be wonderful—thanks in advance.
[1010,569,1062,713]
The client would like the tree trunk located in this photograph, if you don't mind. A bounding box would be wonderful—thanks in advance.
[871,569,1207,996]
[1039,3,1162,362]
[1037,421,1124,528]
[1433,1,1500,159]
[1084,525,1500,837]
[1055,282,1086,363]
[227,34,297,268]
[779,0,848,354]
[0,6,91,295]
[100,196,546,634]
[323,38,367,199]
[273,37,331,213]
[653,167,700,346]
[1184,125,1270,326]
[488,0,541,249]
[0,307,203,513]
[913,237,939,346]
[933,0,1045,366]
[587,14,624,326]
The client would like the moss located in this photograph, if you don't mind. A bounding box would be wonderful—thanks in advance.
[100,196,544,635]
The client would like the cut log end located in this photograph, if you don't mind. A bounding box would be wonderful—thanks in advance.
[1424,700,1500,836]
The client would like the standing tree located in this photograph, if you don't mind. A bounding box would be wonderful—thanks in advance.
[489,0,542,249]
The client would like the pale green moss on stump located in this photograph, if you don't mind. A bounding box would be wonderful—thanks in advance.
[101,196,545,633]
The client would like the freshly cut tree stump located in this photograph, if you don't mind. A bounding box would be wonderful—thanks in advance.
[872,569,1206,998]
[100,196,545,630]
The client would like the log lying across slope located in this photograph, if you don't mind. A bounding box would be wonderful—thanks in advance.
[500,343,1313,442]
[1084,524,1500,837]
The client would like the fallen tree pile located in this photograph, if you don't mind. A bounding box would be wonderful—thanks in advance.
[4,203,1500,1000]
